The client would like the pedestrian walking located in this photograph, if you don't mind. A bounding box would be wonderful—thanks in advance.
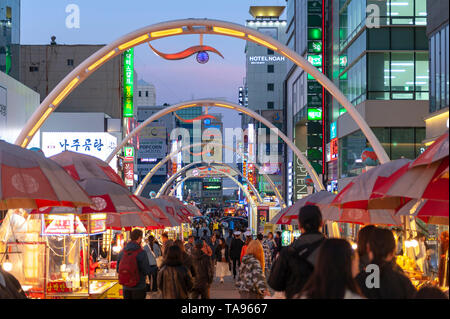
[356,225,377,272]
[157,245,193,299]
[236,240,269,299]
[174,239,196,277]
[229,231,244,279]
[215,238,232,283]
[262,232,276,275]
[240,236,252,263]
[160,232,172,256]
[185,235,195,255]
[209,234,219,262]
[143,235,162,292]
[297,238,363,299]
[117,229,153,299]
[355,228,417,299]
[191,240,214,299]
[268,205,326,299]
[201,239,213,257]
[273,231,282,260]
[226,230,234,247]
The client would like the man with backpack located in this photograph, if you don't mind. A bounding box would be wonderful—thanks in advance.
[117,229,153,299]
[268,205,325,299]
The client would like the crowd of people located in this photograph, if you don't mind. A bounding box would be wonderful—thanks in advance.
[115,204,449,300]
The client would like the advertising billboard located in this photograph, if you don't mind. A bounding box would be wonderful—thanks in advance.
[41,132,117,163]
[124,162,134,186]
[138,139,167,158]
[123,48,134,118]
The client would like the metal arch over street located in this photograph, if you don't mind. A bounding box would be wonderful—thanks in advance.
[119,99,325,192]
[16,18,390,168]
[140,143,285,207]
[165,171,259,231]
[155,161,264,203]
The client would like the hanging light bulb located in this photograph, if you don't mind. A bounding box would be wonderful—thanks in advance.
[2,255,13,272]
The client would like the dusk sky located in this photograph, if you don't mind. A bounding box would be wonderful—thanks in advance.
[20,0,287,128]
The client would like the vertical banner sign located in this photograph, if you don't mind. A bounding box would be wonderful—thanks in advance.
[124,162,134,186]
[123,48,134,118]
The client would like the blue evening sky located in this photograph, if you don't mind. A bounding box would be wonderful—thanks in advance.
[20,0,287,128]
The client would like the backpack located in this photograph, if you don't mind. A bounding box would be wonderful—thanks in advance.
[286,237,325,298]
[118,248,142,287]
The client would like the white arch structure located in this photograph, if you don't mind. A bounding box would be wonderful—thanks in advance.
[144,143,285,207]
[15,18,389,169]
[156,161,264,203]
[166,170,258,231]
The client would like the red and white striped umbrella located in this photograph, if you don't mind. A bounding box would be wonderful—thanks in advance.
[152,198,192,224]
[395,199,449,225]
[105,211,164,231]
[411,131,448,168]
[270,191,339,224]
[373,157,449,203]
[31,178,149,215]
[50,151,126,187]
[331,158,413,210]
[159,195,202,217]
[0,140,92,210]
[138,196,181,227]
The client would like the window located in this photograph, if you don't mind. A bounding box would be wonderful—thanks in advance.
[138,91,141,97]
[267,49,274,55]
[267,65,274,73]
[145,91,149,97]
[67,59,74,66]
[267,83,274,91]
[267,102,274,109]
[29,66,39,72]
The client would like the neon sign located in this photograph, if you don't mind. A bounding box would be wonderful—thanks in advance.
[123,48,134,118]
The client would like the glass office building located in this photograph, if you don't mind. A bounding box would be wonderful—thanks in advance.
[326,0,429,183]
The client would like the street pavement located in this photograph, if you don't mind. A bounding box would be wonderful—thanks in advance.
[146,275,240,299]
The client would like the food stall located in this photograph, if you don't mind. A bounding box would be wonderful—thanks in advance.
[0,209,123,299]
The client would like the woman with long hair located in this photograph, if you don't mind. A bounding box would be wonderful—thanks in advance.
[157,245,193,299]
[214,238,231,283]
[298,239,363,299]
[240,236,252,263]
[174,239,195,277]
[236,240,269,299]
[143,235,162,292]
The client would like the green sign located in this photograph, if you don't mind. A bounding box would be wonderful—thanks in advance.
[307,108,323,121]
[308,54,322,67]
[123,48,134,118]
[339,55,348,68]
[123,146,134,159]
[307,68,322,79]
[308,41,322,53]
[308,28,322,40]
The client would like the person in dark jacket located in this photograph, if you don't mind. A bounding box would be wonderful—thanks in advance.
[356,228,417,299]
[191,240,214,299]
[0,268,27,299]
[157,245,193,299]
[209,234,219,262]
[273,231,282,260]
[268,205,326,299]
[116,229,153,299]
[356,225,377,273]
[229,231,244,279]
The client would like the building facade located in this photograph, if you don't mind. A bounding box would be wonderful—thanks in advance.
[0,0,20,79]
[136,105,175,197]
[425,0,449,144]
[136,79,156,107]
[19,43,123,119]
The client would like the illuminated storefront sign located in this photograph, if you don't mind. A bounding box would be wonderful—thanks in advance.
[330,138,338,161]
[123,48,134,118]
[330,121,337,140]
[41,132,117,163]
[248,55,286,65]
[307,54,322,67]
[307,108,323,121]
[124,162,134,186]
[124,146,134,161]
[42,214,106,235]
